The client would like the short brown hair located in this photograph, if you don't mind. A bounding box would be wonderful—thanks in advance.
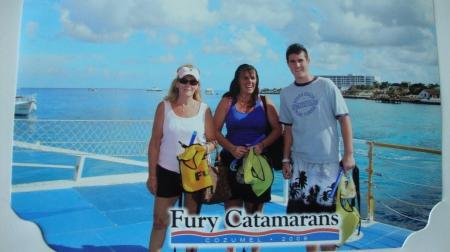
[285,43,309,62]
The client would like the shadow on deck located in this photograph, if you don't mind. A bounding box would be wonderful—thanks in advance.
[11,182,412,252]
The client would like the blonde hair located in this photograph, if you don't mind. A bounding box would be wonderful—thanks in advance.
[165,64,202,102]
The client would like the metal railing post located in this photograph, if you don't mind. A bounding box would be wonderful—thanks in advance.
[74,155,86,181]
[367,141,375,221]
[284,179,289,205]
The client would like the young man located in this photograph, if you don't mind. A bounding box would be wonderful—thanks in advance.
[279,43,355,252]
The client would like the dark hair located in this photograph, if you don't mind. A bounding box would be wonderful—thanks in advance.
[223,64,259,106]
[285,43,309,62]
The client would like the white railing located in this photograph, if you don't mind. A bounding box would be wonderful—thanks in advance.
[12,119,442,231]
[365,141,441,229]
[13,119,152,192]
[14,119,152,157]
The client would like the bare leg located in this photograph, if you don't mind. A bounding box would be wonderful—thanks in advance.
[305,244,336,251]
[224,199,243,252]
[243,202,264,252]
[243,202,263,214]
[184,193,201,252]
[184,192,201,215]
[306,245,319,252]
[149,196,178,252]
[320,244,337,251]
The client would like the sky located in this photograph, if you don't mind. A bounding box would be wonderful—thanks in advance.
[17,0,440,90]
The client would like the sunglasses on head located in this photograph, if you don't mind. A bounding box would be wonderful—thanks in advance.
[179,78,199,86]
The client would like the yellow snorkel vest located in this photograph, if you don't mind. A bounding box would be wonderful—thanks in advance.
[336,172,360,244]
[177,143,213,192]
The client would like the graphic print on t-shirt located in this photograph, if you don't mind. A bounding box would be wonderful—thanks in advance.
[291,92,318,117]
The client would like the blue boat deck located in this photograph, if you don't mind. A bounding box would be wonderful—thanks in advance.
[11,182,412,252]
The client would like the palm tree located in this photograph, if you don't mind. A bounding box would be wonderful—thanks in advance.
[313,185,321,204]
[306,186,319,204]
[289,171,308,200]
[322,191,329,202]
[298,171,308,190]
[289,183,301,200]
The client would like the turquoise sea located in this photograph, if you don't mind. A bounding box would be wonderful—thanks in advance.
[13,88,442,231]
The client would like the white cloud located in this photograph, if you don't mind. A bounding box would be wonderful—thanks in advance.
[60,0,218,42]
[150,54,176,64]
[361,47,439,83]
[203,26,267,62]
[265,48,279,61]
[279,0,438,83]
[311,43,352,71]
[53,0,439,84]
[164,33,184,47]
[60,9,131,42]
[219,0,294,29]
[308,0,436,47]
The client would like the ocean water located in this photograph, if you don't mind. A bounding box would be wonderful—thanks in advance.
[13,88,442,231]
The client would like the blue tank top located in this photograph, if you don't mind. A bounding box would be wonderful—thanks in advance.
[225,98,267,146]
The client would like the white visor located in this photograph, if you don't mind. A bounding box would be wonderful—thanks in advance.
[177,66,200,81]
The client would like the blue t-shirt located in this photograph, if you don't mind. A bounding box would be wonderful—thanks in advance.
[225,98,266,146]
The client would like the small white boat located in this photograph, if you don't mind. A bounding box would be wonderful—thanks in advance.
[15,96,37,116]
[420,97,441,105]
[146,87,162,92]
[205,88,215,95]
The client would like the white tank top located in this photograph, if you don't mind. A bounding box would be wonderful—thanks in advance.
[158,100,207,173]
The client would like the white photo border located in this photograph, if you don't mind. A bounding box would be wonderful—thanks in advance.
[0,0,449,251]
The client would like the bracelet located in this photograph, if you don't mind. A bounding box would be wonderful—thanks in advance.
[282,158,291,163]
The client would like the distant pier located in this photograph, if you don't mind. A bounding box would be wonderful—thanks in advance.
[374,97,401,104]
[343,94,440,105]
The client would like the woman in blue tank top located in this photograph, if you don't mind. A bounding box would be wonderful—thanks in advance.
[214,64,281,252]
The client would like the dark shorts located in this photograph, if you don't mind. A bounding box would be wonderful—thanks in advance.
[156,165,183,198]
[286,200,336,214]
[221,151,271,203]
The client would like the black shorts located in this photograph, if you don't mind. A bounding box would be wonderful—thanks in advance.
[156,165,183,198]
[221,151,271,203]
[286,200,336,214]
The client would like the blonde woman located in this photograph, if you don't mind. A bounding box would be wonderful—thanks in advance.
[147,64,216,252]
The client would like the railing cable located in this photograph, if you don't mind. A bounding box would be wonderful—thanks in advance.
[381,174,441,189]
[378,201,428,223]
[378,190,439,208]
[374,155,439,170]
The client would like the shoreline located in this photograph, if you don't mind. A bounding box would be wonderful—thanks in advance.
[343,95,441,105]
